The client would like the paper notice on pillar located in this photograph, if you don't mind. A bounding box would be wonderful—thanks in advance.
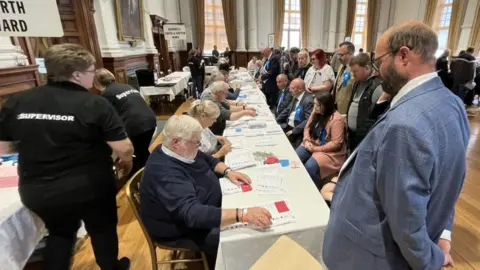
[0,0,63,37]
[164,24,187,41]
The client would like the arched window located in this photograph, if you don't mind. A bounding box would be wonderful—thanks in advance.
[352,0,368,51]
[281,0,301,48]
[204,0,229,53]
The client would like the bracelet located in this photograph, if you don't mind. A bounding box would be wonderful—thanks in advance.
[223,167,231,176]
[236,208,239,222]
[242,208,248,223]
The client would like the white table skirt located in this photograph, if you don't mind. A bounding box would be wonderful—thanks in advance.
[0,165,87,270]
[214,72,330,270]
[140,71,191,99]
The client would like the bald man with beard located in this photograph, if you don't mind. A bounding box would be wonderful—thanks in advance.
[323,21,470,270]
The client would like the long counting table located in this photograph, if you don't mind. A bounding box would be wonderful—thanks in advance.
[214,72,330,270]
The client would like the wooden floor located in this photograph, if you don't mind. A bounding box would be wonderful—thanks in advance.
[66,109,480,270]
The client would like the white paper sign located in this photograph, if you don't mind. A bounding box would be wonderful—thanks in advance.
[164,24,187,41]
[0,0,63,37]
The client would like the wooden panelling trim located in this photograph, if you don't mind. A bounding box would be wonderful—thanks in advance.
[0,65,39,96]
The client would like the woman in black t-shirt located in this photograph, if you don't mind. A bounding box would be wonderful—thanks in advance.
[94,68,157,176]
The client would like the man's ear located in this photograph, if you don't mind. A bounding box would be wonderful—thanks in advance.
[398,46,411,66]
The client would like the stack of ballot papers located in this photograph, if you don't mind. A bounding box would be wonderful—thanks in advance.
[225,149,257,170]
[219,178,252,195]
[244,129,265,137]
[221,200,296,231]
[248,121,267,129]
[256,164,286,194]
[226,120,248,128]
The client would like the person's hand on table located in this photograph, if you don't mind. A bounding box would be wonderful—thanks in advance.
[245,109,257,117]
[236,101,247,107]
[245,106,256,112]
[218,136,230,145]
[438,239,454,267]
[217,143,232,156]
[226,170,251,185]
[285,130,293,137]
[243,207,272,228]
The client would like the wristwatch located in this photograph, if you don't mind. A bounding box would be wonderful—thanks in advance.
[223,167,232,177]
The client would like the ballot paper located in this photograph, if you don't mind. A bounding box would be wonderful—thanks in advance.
[221,200,296,231]
[228,137,247,149]
[256,164,286,194]
[243,129,265,137]
[0,163,18,189]
[223,128,244,137]
[240,84,254,91]
[219,178,252,195]
[254,137,277,147]
[265,123,284,134]
[225,150,257,170]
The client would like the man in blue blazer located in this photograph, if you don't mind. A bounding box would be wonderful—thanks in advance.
[276,78,313,147]
[275,74,293,117]
[323,21,470,270]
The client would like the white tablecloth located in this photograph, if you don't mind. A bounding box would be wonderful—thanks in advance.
[205,66,219,74]
[139,71,191,100]
[0,163,87,270]
[214,72,330,270]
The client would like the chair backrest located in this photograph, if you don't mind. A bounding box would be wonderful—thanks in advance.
[125,168,157,254]
[136,69,155,87]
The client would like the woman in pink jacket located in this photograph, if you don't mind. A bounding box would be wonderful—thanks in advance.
[295,91,347,186]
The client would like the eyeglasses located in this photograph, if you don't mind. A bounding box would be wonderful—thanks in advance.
[372,52,390,72]
[185,139,202,148]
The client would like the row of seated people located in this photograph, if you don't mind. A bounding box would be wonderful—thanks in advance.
[198,52,390,195]
[139,52,392,269]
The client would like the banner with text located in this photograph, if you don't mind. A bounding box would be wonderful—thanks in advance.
[164,24,186,41]
[0,0,63,37]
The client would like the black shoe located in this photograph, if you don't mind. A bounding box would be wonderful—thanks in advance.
[116,257,131,270]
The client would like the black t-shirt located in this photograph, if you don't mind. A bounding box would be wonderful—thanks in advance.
[101,83,156,137]
[0,81,127,208]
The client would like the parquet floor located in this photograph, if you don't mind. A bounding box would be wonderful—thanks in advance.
[67,109,480,270]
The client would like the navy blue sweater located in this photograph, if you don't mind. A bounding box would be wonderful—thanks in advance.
[140,145,222,240]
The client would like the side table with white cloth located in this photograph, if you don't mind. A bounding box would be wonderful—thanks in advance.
[214,72,330,270]
[139,71,191,100]
[0,161,87,270]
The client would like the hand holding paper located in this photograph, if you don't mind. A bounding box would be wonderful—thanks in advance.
[227,170,252,185]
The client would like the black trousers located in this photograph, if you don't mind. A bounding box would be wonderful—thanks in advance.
[347,130,364,154]
[266,90,279,109]
[130,128,156,177]
[193,75,204,98]
[31,195,119,270]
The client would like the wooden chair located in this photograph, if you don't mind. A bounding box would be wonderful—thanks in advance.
[125,169,210,270]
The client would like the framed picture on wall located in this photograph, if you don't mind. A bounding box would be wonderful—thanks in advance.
[115,0,145,41]
[268,33,275,48]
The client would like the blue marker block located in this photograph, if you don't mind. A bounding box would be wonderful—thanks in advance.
[279,159,290,167]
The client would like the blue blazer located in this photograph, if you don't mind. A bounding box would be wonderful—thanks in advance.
[323,77,470,270]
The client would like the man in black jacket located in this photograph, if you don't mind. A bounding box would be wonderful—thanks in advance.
[276,78,314,147]
[346,53,384,152]
[260,46,281,108]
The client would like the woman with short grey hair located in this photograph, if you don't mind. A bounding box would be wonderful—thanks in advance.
[188,100,232,158]
[140,115,272,268]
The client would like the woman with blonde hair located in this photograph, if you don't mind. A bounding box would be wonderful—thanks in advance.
[188,100,232,158]
[294,49,313,80]
[94,68,157,176]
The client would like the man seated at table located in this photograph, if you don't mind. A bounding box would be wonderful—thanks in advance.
[140,115,272,268]
[275,74,293,117]
[276,78,314,147]
[219,69,241,100]
[202,81,256,135]
[202,72,239,101]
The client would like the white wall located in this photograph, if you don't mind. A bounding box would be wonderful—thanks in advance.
[257,0,274,49]
[392,0,427,24]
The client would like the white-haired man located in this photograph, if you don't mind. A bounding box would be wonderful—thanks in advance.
[140,115,272,268]
[202,81,256,135]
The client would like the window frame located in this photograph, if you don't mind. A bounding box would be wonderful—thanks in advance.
[281,0,301,49]
[352,0,368,51]
[204,0,229,54]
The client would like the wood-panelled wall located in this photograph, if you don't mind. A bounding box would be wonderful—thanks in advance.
[103,54,159,85]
